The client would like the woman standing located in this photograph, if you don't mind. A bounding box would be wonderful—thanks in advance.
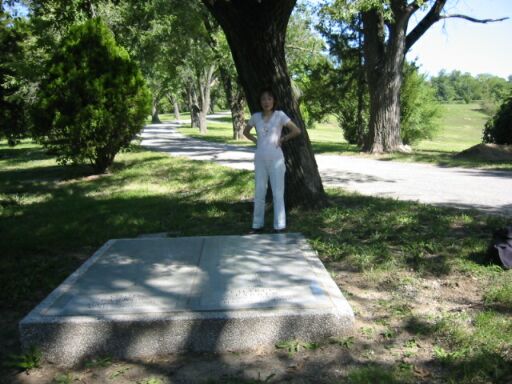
[243,88,301,233]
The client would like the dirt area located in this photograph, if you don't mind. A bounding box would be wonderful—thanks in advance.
[455,143,512,161]
[3,265,489,384]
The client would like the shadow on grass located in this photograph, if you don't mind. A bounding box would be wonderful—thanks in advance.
[0,145,59,166]
[2,144,511,383]
[291,192,507,276]
[383,150,512,171]
[0,154,254,310]
[434,350,512,383]
[471,107,491,115]
[309,143,512,171]
[311,142,359,154]
[0,149,257,380]
[404,315,438,337]
[483,303,512,315]
[206,115,233,124]
[185,134,235,145]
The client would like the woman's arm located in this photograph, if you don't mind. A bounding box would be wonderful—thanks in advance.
[243,123,258,144]
[278,120,301,147]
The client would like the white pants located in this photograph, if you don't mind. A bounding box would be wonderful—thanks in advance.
[253,157,286,230]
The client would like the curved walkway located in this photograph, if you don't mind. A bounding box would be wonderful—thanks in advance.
[140,121,512,216]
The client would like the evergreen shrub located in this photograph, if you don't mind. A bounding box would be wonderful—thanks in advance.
[33,18,150,172]
[400,63,441,145]
[483,95,512,145]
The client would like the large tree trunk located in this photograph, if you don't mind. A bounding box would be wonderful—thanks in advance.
[364,74,403,153]
[203,0,326,208]
[361,8,406,153]
[169,94,181,120]
[361,1,436,153]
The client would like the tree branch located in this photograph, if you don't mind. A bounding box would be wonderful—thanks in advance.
[440,14,508,23]
[406,0,447,52]
[285,44,318,53]
[406,0,508,52]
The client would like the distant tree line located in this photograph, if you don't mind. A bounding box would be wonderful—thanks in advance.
[430,70,512,115]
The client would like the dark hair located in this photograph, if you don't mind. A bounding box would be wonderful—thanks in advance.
[259,87,277,111]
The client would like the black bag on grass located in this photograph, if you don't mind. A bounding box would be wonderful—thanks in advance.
[489,226,512,269]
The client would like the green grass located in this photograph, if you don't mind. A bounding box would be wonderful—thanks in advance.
[173,112,356,151]
[0,140,254,310]
[1,140,511,383]
[484,275,512,311]
[383,103,512,169]
[416,103,487,152]
[293,190,509,275]
[347,364,414,384]
[158,112,254,147]
[431,309,512,383]
[171,104,512,170]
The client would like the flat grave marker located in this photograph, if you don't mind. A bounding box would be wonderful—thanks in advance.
[20,233,354,366]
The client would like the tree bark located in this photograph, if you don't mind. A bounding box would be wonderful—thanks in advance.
[170,95,181,120]
[219,67,246,140]
[151,97,162,124]
[231,86,246,140]
[210,95,216,114]
[360,0,454,153]
[363,69,403,153]
[203,0,326,208]
[361,8,406,153]
[197,64,215,134]
[355,18,366,147]
[187,82,200,128]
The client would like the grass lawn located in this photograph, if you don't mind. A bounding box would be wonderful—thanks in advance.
[170,104,512,170]
[415,103,487,152]
[1,140,511,383]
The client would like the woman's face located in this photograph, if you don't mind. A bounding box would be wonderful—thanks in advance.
[260,92,275,112]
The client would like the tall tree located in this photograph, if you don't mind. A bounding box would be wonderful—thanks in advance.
[285,1,329,129]
[220,65,246,140]
[179,36,218,133]
[203,0,326,208]
[0,4,29,145]
[202,16,247,140]
[105,0,200,124]
[315,4,368,145]
[195,61,216,134]
[333,0,507,153]
[27,0,204,125]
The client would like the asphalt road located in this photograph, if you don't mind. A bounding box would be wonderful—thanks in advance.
[140,121,512,216]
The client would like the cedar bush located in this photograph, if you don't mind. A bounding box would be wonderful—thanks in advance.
[32,18,151,173]
[483,95,512,145]
[400,62,441,145]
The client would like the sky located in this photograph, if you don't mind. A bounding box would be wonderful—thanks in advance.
[406,0,512,79]
[305,0,512,80]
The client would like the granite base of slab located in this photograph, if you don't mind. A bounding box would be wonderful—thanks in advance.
[20,234,354,367]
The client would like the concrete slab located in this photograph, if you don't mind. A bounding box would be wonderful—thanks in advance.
[20,233,354,366]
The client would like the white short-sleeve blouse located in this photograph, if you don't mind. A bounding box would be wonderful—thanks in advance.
[248,110,291,160]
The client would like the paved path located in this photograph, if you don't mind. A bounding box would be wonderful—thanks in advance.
[140,121,512,216]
